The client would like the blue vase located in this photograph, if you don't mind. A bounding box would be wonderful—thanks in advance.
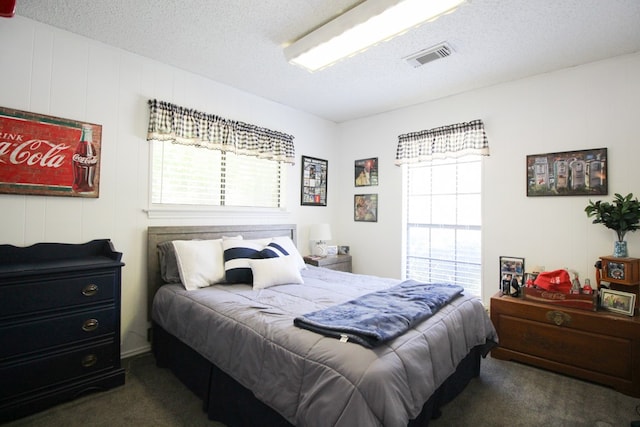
[614,240,628,257]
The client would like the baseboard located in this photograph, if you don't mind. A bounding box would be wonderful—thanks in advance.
[121,344,151,360]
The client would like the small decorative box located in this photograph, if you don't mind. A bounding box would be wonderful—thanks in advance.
[600,256,640,285]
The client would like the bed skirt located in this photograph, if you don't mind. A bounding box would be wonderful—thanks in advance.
[152,322,484,427]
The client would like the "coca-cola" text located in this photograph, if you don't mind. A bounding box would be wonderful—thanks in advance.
[0,139,70,168]
[72,153,98,165]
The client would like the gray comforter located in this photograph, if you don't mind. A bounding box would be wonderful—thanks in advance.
[152,266,497,427]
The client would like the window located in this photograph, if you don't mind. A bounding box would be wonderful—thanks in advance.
[146,99,295,211]
[151,140,287,208]
[403,155,482,296]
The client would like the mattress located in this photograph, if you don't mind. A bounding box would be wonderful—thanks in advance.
[152,265,497,427]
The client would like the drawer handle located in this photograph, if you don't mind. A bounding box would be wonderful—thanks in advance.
[82,318,99,332]
[81,354,98,368]
[546,310,571,326]
[82,283,99,296]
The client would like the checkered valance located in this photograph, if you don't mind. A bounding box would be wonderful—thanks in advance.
[147,99,295,164]
[395,119,489,165]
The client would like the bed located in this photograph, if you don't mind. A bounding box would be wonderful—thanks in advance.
[147,224,497,427]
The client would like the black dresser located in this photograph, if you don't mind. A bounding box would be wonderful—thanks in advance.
[0,239,125,422]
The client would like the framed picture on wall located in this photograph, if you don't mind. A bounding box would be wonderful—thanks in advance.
[354,194,378,222]
[0,106,102,198]
[354,157,378,187]
[301,155,328,206]
[526,147,607,197]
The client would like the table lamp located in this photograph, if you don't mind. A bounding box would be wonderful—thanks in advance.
[309,223,332,256]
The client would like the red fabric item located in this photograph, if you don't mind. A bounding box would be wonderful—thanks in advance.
[533,269,572,293]
[0,0,15,18]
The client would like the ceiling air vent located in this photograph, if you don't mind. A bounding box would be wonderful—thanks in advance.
[404,42,452,68]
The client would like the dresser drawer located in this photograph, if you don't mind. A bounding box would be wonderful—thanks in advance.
[0,272,115,317]
[497,314,631,379]
[0,340,117,399]
[0,307,116,360]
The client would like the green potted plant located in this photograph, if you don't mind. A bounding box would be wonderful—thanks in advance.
[585,193,640,257]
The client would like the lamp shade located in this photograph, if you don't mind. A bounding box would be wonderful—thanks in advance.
[309,223,332,242]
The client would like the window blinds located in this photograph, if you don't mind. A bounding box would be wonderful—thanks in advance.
[404,156,482,296]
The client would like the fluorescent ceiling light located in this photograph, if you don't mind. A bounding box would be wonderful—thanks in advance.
[284,0,466,72]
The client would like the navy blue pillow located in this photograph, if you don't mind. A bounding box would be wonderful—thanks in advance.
[260,242,290,258]
[223,241,287,283]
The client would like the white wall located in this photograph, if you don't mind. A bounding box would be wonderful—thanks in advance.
[2,16,639,357]
[337,52,640,304]
[0,17,337,357]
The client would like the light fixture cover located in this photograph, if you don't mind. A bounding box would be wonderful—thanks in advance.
[285,0,465,72]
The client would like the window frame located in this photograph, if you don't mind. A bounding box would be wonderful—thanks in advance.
[146,141,290,220]
[401,154,483,297]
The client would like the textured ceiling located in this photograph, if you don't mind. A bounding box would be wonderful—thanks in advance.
[14,0,640,123]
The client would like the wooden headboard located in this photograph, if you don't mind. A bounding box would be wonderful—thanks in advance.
[147,224,297,320]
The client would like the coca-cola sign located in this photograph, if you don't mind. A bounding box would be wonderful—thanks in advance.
[0,107,101,198]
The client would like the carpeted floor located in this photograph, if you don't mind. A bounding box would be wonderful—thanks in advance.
[430,355,639,427]
[2,353,221,427]
[3,352,639,426]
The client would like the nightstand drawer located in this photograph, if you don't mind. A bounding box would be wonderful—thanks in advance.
[326,261,351,272]
[304,255,352,272]
[0,340,117,400]
[0,272,116,317]
[0,307,116,360]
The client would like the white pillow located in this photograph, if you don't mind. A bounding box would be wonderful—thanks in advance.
[250,237,274,246]
[269,236,307,270]
[172,239,225,290]
[249,256,304,290]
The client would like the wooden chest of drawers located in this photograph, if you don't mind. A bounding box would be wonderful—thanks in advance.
[490,292,640,397]
[0,240,126,422]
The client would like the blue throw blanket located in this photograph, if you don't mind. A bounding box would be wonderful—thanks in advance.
[293,280,463,348]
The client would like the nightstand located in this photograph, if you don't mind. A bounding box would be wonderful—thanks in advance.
[304,254,352,272]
